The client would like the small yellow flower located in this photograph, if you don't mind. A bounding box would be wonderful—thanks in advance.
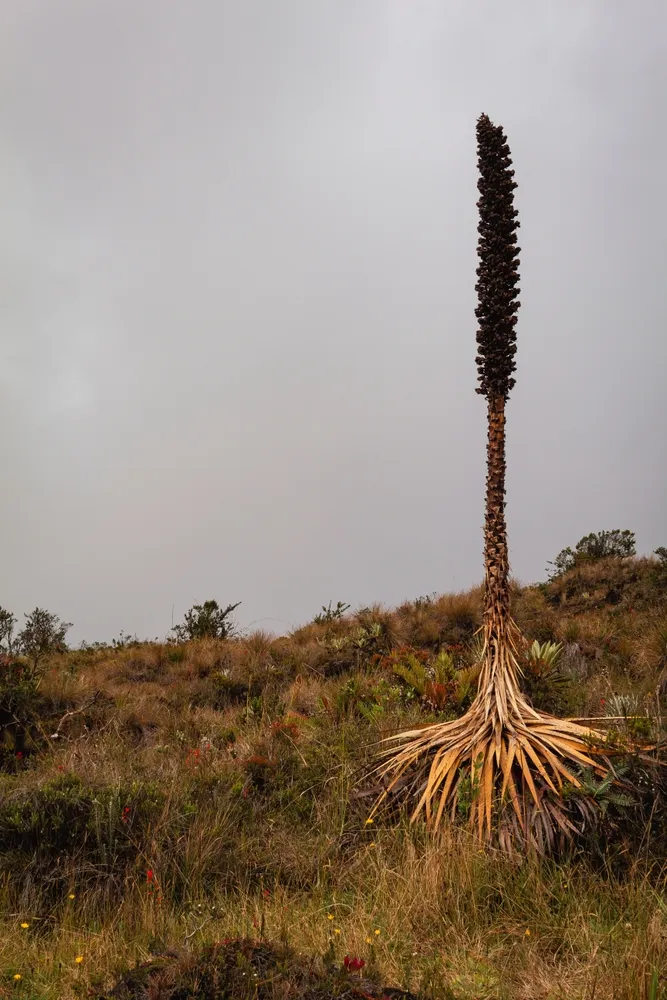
[366,936,372,944]
[374,928,381,936]
[13,974,22,980]
[369,842,376,848]
[524,928,531,937]
[327,913,334,921]
[75,955,84,964]
[365,818,374,825]
[20,922,29,929]
[68,893,76,900]
[334,928,341,935]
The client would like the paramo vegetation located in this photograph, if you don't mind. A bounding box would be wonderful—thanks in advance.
[0,537,666,998]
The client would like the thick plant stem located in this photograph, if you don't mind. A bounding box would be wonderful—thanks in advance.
[478,394,523,725]
[484,395,510,622]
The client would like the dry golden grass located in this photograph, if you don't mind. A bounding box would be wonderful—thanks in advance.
[1,828,666,999]
[392,589,483,650]
[2,563,666,997]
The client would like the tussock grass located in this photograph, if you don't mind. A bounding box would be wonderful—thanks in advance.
[1,562,666,997]
[2,830,666,998]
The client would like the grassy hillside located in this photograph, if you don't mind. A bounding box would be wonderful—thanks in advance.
[1,555,666,999]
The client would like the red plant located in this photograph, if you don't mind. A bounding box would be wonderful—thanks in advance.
[270,720,300,739]
[244,755,275,768]
[343,955,366,972]
[146,868,162,903]
[145,867,162,898]
[424,680,456,711]
[121,806,131,824]
[146,869,159,892]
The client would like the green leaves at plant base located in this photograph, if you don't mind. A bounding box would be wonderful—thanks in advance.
[389,648,479,714]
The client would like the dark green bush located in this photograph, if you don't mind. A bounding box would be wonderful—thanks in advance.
[651,547,667,589]
[17,607,73,669]
[0,654,45,762]
[0,607,17,655]
[171,599,241,642]
[0,774,167,884]
[98,936,406,1000]
[547,530,636,579]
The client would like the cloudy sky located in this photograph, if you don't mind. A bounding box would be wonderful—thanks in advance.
[1,1,665,644]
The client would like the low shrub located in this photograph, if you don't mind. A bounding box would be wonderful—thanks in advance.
[97,936,418,1000]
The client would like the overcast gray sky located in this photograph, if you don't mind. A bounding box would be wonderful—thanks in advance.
[1,1,665,645]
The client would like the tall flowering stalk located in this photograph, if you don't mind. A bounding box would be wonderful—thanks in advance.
[370,115,616,851]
